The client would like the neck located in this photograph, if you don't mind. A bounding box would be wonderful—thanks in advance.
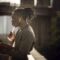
[20,22,28,30]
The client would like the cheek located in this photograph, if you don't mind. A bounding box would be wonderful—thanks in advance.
[12,19,17,24]
[16,20,20,26]
[12,20,16,23]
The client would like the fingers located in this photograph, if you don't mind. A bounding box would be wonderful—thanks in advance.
[7,33,15,42]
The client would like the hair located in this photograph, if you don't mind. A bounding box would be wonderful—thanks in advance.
[24,8,33,19]
[12,8,33,20]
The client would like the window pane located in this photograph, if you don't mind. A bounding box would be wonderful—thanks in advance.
[0,16,13,40]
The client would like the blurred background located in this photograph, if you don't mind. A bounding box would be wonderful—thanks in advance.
[0,0,60,60]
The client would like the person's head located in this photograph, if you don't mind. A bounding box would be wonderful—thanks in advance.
[12,8,33,27]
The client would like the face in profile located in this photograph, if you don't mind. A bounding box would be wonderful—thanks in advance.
[12,15,20,27]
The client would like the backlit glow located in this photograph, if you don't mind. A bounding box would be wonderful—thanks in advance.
[34,0,37,6]
[0,0,21,5]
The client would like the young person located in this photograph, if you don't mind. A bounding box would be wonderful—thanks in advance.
[7,8,36,60]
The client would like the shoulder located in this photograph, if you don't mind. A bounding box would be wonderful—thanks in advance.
[22,25,35,39]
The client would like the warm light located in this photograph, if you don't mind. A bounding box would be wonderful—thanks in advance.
[34,0,37,6]
[10,0,20,5]
[0,0,9,2]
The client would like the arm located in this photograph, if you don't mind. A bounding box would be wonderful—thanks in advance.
[16,30,34,55]
[0,30,34,57]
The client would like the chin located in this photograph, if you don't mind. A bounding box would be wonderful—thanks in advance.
[12,24,16,27]
[14,25,17,27]
[12,23,18,27]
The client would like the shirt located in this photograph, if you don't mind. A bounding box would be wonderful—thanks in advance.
[15,24,36,55]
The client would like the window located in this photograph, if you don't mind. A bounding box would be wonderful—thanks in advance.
[0,0,21,6]
[0,16,13,41]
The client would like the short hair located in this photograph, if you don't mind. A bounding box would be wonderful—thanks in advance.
[24,8,33,19]
[12,8,33,20]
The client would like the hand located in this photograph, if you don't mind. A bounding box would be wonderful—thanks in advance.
[7,32,15,42]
